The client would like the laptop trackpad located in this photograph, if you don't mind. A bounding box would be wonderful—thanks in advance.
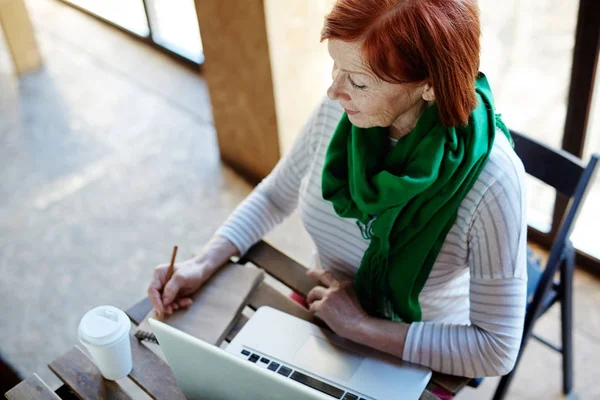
[292,335,363,382]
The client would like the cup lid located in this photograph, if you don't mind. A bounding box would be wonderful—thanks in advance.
[78,306,130,346]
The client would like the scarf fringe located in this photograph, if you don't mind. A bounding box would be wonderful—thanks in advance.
[356,219,375,240]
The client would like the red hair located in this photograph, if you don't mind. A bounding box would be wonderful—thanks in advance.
[321,0,481,127]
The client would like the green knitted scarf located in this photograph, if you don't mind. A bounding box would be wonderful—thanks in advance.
[321,73,511,322]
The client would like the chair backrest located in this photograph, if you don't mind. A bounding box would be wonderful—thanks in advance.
[512,131,590,197]
[510,130,599,340]
[511,130,598,260]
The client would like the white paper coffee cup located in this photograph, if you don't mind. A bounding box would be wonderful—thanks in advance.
[78,305,132,380]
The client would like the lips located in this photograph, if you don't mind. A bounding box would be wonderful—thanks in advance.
[344,108,359,116]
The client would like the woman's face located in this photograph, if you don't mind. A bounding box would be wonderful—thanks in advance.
[327,39,432,132]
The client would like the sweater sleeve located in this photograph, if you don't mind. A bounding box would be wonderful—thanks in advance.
[402,177,528,377]
[214,99,324,255]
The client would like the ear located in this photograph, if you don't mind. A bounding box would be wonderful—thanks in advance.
[422,84,435,102]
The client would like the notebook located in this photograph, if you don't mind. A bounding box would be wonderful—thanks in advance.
[136,262,265,346]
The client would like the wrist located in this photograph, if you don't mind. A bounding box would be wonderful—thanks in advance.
[348,316,410,360]
[348,314,375,343]
[191,252,215,267]
[192,236,239,271]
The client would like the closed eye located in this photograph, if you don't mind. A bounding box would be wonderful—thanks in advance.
[348,75,367,90]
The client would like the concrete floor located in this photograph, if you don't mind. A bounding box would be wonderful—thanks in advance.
[0,0,313,389]
[1,1,600,399]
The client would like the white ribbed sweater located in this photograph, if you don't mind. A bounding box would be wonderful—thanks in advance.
[217,97,528,378]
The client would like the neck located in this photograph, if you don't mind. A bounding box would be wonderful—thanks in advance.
[388,99,431,140]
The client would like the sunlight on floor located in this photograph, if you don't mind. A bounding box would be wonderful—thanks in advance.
[63,0,203,62]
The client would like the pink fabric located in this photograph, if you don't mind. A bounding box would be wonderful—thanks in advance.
[290,291,309,309]
[431,388,454,400]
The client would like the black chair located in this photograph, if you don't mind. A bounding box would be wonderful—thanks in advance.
[468,130,599,399]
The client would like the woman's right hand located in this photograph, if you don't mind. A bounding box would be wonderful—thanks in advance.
[147,236,240,318]
[147,259,217,318]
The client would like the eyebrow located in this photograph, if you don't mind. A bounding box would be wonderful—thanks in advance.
[341,68,369,77]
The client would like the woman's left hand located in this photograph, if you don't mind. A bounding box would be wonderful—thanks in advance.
[306,269,369,340]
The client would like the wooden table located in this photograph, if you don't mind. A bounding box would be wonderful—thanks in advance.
[5,241,470,400]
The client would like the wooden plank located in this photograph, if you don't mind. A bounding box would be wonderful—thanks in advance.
[225,313,250,343]
[194,0,280,182]
[243,241,319,296]
[247,280,326,326]
[126,297,153,326]
[419,389,441,400]
[48,347,132,400]
[0,354,21,397]
[127,330,186,400]
[4,373,60,400]
[429,373,469,396]
[0,0,42,75]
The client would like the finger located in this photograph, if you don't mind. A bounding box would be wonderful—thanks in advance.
[306,286,328,305]
[162,273,181,305]
[307,269,338,288]
[177,298,193,308]
[308,298,324,314]
[172,303,180,311]
[165,305,173,314]
[153,264,171,285]
[148,271,167,316]
[307,269,338,287]
[148,286,164,317]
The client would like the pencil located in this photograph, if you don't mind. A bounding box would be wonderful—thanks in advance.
[166,245,178,282]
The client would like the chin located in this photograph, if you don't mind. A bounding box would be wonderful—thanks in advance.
[347,114,373,129]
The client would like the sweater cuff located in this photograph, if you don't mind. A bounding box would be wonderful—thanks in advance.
[402,322,423,363]
[214,226,253,257]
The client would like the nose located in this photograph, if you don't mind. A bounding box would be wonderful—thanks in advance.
[327,74,351,102]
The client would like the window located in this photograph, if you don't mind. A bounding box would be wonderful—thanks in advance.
[479,0,580,233]
[571,78,600,259]
[62,0,203,64]
[145,0,204,63]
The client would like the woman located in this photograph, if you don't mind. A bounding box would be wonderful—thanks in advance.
[147,0,527,382]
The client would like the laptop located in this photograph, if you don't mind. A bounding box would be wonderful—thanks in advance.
[148,306,432,400]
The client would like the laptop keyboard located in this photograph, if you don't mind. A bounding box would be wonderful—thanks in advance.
[238,348,369,400]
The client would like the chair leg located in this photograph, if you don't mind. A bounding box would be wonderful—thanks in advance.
[492,367,517,400]
[560,252,575,394]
